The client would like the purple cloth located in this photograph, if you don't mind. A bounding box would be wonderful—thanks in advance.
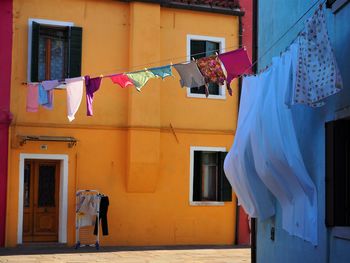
[41,80,59,110]
[85,75,102,116]
[218,48,252,89]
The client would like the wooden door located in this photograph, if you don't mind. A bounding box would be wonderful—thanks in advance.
[23,160,59,242]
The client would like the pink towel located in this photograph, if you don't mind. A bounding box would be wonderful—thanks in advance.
[219,48,252,87]
[26,83,39,112]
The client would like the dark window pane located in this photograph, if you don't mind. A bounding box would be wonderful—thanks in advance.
[38,26,68,81]
[190,85,206,94]
[38,165,56,207]
[24,162,31,208]
[190,40,206,60]
[205,41,219,56]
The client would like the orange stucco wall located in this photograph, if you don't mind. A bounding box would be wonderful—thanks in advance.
[6,0,239,247]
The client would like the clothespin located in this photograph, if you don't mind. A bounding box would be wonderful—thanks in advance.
[215,52,219,56]
[170,62,173,67]
[192,57,195,61]
[99,74,104,78]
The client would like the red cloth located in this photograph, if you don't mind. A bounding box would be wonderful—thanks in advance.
[109,74,133,88]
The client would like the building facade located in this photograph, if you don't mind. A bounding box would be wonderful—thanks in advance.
[256,0,350,262]
[5,0,244,247]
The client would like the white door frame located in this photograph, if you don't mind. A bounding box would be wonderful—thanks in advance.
[17,154,69,244]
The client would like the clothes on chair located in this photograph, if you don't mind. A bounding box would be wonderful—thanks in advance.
[76,194,99,227]
[94,196,109,236]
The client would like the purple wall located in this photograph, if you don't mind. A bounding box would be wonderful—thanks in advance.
[0,0,13,247]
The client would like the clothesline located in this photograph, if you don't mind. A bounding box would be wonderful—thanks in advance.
[23,0,323,85]
[22,44,244,85]
[103,0,324,80]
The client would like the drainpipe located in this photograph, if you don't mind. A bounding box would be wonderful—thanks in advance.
[251,0,258,262]
[234,14,244,247]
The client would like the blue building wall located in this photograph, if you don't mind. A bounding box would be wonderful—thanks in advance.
[257,1,350,262]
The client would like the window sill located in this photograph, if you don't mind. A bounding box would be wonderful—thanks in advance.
[333,227,350,241]
[190,201,225,206]
[187,93,226,100]
[330,0,349,13]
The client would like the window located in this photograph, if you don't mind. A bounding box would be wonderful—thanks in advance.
[28,19,82,82]
[326,0,349,13]
[325,119,350,226]
[190,147,232,205]
[187,35,226,99]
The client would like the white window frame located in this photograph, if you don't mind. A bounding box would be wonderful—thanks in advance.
[189,146,226,206]
[17,154,69,244]
[27,18,74,82]
[186,34,226,100]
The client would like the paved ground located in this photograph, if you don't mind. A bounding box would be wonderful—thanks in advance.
[0,245,250,263]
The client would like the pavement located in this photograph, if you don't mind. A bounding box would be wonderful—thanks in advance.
[0,245,251,263]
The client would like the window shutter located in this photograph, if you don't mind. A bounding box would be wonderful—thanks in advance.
[68,26,82,78]
[219,152,232,201]
[193,151,202,201]
[31,21,40,82]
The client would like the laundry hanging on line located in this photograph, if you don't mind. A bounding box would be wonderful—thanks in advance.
[223,5,343,246]
[66,76,84,122]
[109,74,133,88]
[85,75,102,116]
[126,70,156,92]
[292,7,343,107]
[25,47,252,119]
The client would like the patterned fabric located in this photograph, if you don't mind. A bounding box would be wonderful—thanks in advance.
[294,8,342,107]
[196,56,226,85]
